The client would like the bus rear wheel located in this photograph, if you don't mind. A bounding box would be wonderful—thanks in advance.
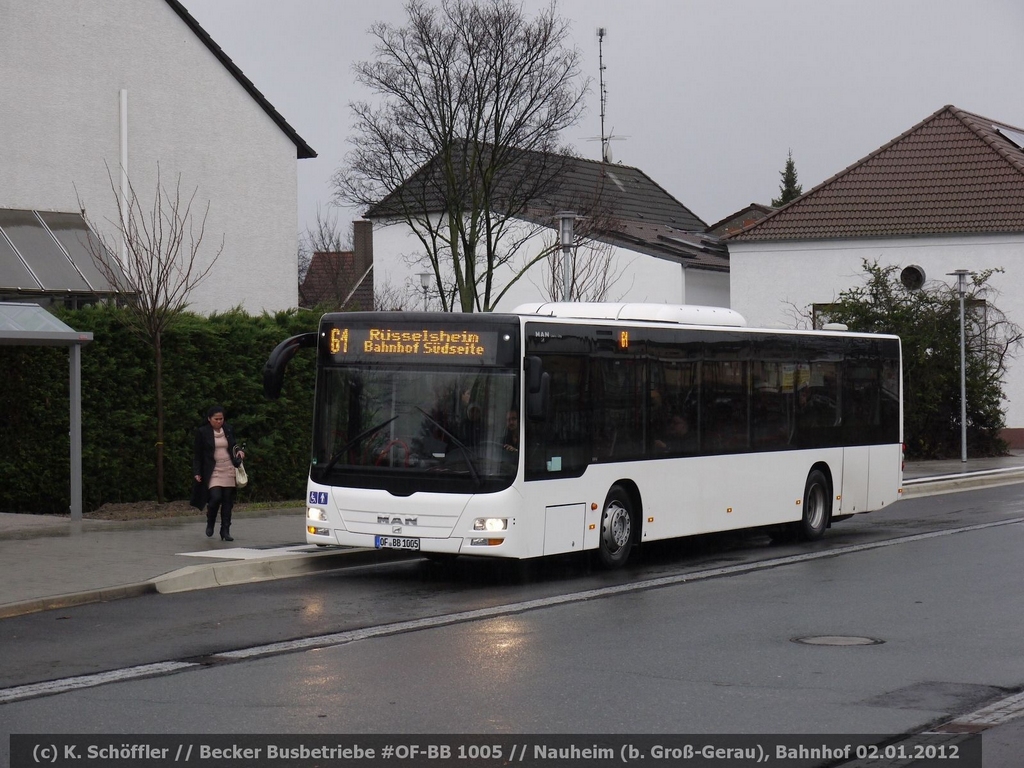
[797,469,830,541]
[597,485,635,569]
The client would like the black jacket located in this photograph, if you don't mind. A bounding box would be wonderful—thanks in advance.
[190,423,242,509]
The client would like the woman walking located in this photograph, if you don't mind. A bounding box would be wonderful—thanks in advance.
[191,405,245,541]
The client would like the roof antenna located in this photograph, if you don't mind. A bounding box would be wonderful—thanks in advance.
[589,28,627,163]
[598,27,610,163]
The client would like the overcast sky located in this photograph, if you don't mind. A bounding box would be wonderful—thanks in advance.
[183,0,1024,241]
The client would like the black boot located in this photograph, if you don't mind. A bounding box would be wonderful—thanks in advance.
[205,509,216,537]
[220,505,233,541]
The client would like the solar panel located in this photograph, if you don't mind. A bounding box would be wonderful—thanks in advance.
[994,125,1024,151]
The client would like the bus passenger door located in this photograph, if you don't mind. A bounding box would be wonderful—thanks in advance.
[543,503,586,555]
[840,448,870,514]
[868,443,902,509]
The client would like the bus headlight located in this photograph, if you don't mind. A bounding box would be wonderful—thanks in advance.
[473,517,507,532]
[307,508,327,521]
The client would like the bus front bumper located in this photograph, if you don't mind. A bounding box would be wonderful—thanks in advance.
[305,527,510,557]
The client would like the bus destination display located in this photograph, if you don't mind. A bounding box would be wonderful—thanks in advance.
[326,326,499,364]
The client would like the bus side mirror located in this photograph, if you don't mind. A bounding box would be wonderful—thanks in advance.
[263,332,317,399]
[525,356,550,421]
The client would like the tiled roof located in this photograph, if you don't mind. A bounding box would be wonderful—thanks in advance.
[706,203,774,237]
[532,156,708,231]
[515,157,726,269]
[365,147,725,270]
[727,105,1024,241]
[299,251,373,310]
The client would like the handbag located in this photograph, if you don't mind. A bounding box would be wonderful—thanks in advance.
[235,462,248,488]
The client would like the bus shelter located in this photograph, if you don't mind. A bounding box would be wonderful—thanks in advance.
[0,302,93,520]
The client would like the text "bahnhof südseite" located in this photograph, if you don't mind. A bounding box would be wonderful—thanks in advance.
[363,328,485,356]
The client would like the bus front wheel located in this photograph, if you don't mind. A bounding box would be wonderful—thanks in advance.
[797,469,830,541]
[597,485,635,569]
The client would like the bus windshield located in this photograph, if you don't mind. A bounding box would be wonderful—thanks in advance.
[310,365,520,494]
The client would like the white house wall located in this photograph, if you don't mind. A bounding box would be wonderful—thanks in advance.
[684,266,730,308]
[0,0,299,313]
[371,216,728,312]
[729,234,1024,431]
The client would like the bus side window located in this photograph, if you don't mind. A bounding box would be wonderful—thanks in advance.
[751,361,789,451]
[525,354,590,477]
[702,360,748,453]
[791,360,841,448]
[525,356,550,421]
[593,357,643,460]
[649,360,698,455]
[843,339,892,445]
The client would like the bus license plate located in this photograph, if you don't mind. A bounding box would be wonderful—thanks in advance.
[374,535,420,551]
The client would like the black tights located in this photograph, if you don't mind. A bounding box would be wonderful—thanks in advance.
[206,486,234,533]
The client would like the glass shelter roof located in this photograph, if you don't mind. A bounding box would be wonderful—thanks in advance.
[0,208,122,299]
[0,301,94,345]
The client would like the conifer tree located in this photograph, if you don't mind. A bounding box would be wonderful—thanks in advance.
[771,149,803,207]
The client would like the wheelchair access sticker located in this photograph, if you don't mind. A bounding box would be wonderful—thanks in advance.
[309,491,329,505]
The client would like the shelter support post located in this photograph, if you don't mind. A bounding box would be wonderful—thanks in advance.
[70,344,83,520]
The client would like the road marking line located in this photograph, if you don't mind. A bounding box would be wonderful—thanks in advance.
[0,662,196,705]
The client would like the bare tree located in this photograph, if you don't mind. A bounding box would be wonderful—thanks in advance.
[536,233,633,302]
[298,206,350,280]
[528,189,636,303]
[333,0,589,312]
[375,280,412,312]
[82,165,222,502]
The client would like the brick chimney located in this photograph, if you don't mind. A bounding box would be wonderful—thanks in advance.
[353,220,373,276]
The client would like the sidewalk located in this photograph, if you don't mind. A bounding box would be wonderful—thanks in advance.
[3,453,1024,619]
[903,449,1024,481]
[0,507,382,619]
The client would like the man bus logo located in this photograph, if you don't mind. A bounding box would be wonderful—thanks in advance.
[309,491,329,505]
[378,516,418,526]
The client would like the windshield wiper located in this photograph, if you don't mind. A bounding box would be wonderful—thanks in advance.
[322,415,399,473]
[415,406,481,486]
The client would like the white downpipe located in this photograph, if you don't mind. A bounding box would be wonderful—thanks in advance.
[119,88,128,265]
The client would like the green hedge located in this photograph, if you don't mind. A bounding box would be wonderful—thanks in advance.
[0,305,321,514]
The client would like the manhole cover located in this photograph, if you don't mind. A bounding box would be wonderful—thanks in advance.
[792,635,884,646]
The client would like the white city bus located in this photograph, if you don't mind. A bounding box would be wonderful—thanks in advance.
[264,303,902,569]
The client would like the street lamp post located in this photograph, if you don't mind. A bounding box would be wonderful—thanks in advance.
[949,269,969,464]
[557,211,576,302]
[418,272,431,312]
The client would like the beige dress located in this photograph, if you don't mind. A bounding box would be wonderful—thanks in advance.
[208,429,236,489]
